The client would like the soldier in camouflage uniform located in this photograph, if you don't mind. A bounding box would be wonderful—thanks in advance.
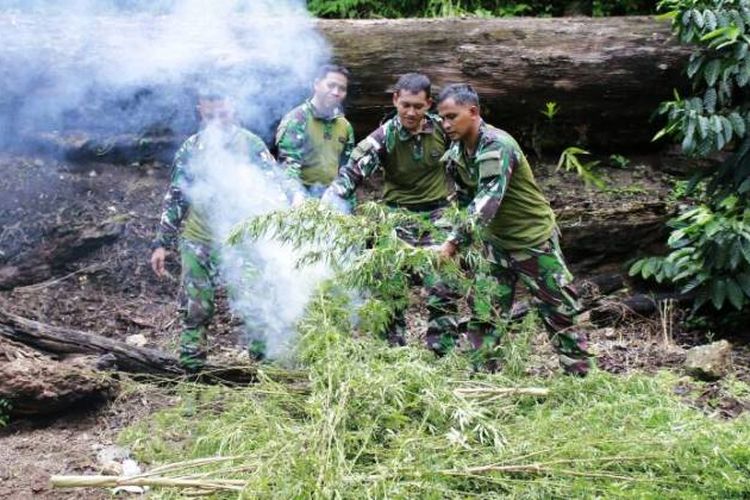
[324,73,451,343]
[276,65,355,201]
[150,93,283,371]
[434,84,595,375]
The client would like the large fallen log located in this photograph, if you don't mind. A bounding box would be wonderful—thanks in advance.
[0,307,261,385]
[557,200,671,270]
[2,16,689,163]
[325,16,690,151]
[0,336,117,416]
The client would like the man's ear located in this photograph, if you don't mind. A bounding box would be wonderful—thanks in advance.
[392,91,400,107]
[470,105,480,118]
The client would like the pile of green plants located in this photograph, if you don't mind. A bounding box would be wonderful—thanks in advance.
[115,205,750,498]
[120,285,750,497]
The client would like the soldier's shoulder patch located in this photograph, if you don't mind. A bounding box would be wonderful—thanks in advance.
[476,150,504,179]
[338,136,348,144]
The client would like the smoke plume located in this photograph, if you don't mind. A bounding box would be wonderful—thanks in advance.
[0,0,334,358]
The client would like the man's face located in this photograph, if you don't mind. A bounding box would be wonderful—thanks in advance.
[438,97,478,141]
[393,89,431,132]
[313,71,348,112]
[197,98,235,129]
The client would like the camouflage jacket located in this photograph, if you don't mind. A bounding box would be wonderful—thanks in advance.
[275,100,355,190]
[329,113,449,207]
[154,126,279,248]
[443,122,555,251]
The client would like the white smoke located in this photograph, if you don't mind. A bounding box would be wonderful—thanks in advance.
[0,0,334,358]
[185,123,330,360]
[0,0,328,144]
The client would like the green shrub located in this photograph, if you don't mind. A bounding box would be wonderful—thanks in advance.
[632,0,750,315]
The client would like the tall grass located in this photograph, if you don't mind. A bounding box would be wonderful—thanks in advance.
[120,285,750,498]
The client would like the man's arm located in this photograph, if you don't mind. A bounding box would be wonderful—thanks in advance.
[445,147,517,248]
[339,121,356,168]
[153,144,191,250]
[275,111,306,183]
[329,124,388,199]
[151,143,191,276]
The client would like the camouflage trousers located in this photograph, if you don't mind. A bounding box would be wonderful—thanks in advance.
[178,239,267,371]
[380,203,448,345]
[425,234,594,375]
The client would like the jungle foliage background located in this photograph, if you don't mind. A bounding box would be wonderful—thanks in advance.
[307,0,656,18]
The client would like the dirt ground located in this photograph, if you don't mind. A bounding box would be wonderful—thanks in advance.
[0,150,748,498]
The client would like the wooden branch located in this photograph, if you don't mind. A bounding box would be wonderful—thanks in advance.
[0,307,260,384]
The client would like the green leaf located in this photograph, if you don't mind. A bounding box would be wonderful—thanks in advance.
[730,240,744,269]
[704,9,718,30]
[738,60,750,86]
[711,278,727,309]
[704,59,722,86]
[692,9,705,28]
[704,88,717,112]
[629,259,645,277]
[698,115,710,138]
[737,272,750,296]
[695,289,710,310]
[688,54,704,78]
[642,258,656,279]
[682,275,707,294]
[730,112,747,136]
[726,278,745,309]
[741,238,750,263]
[682,9,693,27]
[721,115,734,144]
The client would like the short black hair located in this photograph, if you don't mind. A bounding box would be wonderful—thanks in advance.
[316,64,350,81]
[437,83,479,106]
[394,72,431,97]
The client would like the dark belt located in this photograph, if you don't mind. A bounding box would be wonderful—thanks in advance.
[386,200,448,213]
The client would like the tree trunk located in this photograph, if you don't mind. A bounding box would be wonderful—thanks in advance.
[323,16,690,152]
[556,200,671,272]
[0,336,118,416]
[0,307,262,385]
[4,16,689,163]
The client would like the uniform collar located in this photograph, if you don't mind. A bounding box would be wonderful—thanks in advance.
[442,120,488,167]
[305,99,343,120]
[393,114,437,140]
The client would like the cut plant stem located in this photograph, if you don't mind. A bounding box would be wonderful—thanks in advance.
[453,387,549,397]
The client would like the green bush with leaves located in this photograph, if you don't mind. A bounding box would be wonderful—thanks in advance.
[306,0,655,18]
[631,0,750,313]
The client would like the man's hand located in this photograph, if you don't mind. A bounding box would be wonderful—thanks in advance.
[150,247,168,277]
[436,241,458,262]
